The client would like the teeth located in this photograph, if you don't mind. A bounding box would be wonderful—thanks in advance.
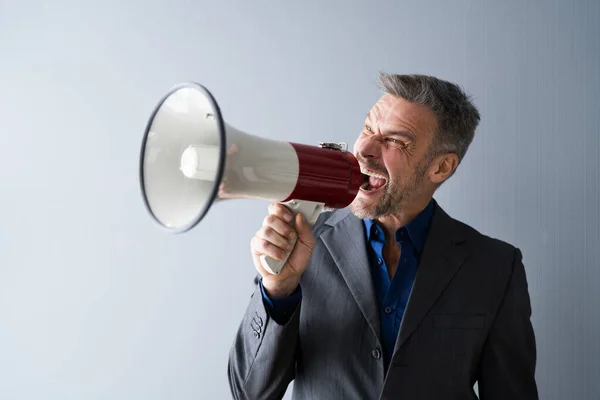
[360,167,387,180]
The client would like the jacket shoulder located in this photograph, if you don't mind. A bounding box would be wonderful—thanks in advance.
[451,216,522,263]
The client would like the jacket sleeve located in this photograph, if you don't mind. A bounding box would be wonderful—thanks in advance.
[477,248,539,399]
[227,279,301,400]
[260,278,303,325]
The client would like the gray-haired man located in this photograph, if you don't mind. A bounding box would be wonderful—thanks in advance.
[228,73,538,400]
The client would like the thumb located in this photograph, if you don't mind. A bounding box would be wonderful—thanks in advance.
[295,213,315,248]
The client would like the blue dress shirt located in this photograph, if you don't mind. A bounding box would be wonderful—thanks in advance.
[260,200,435,369]
[362,199,434,367]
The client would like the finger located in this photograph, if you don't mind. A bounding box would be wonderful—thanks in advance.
[268,203,293,223]
[295,213,316,248]
[263,214,297,240]
[251,235,290,261]
[256,226,295,252]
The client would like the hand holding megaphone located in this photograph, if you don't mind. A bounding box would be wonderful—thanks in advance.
[251,203,317,297]
[139,82,365,276]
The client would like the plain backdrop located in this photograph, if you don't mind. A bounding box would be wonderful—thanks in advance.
[1,0,599,399]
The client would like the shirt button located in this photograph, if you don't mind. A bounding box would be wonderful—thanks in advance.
[371,348,381,359]
[377,258,383,265]
[385,307,392,314]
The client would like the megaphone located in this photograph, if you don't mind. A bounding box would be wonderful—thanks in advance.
[139,82,364,275]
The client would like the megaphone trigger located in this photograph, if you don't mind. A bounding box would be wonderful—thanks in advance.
[259,199,325,275]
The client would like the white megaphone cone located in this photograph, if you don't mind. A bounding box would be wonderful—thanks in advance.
[139,82,365,275]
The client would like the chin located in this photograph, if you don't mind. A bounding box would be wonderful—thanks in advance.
[349,197,377,220]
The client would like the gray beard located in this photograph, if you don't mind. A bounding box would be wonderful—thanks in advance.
[349,162,428,220]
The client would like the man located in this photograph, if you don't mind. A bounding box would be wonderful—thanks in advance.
[227,72,538,399]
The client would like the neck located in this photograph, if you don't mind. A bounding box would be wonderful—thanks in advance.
[375,196,432,239]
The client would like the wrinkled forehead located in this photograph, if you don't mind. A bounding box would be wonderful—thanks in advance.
[367,94,437,136]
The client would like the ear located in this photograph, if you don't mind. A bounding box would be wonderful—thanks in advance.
[428,153,459,184]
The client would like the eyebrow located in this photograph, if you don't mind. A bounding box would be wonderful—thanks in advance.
[386,130,416,142]
[365,111,416,141]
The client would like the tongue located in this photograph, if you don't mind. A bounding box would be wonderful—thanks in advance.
[369,176,386,189]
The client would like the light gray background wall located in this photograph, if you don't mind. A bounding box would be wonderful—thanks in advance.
[1,0,598,399]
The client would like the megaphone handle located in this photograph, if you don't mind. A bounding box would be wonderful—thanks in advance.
[260,200,325,275]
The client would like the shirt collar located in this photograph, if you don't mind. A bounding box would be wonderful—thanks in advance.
[363,199,435,252]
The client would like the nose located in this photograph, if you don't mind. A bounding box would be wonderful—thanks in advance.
[356,134,382,160]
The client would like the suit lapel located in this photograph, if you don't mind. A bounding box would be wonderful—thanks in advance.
[320,209,381,343]
[318,204,469,353]
[394,204,469,351]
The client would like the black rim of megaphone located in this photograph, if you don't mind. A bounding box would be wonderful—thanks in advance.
[139,82,227,234]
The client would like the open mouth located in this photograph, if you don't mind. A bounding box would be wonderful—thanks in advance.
[360,167,388,193]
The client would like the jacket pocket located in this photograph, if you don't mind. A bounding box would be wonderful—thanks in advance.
[432,313,487,330]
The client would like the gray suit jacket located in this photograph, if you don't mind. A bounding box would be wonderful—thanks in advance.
[228,201,538,399]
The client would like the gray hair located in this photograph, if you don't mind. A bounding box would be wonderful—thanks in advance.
[376,72,481,166]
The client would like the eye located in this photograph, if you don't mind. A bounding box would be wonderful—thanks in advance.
[385,137,408,149]
[364,124,373,132]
